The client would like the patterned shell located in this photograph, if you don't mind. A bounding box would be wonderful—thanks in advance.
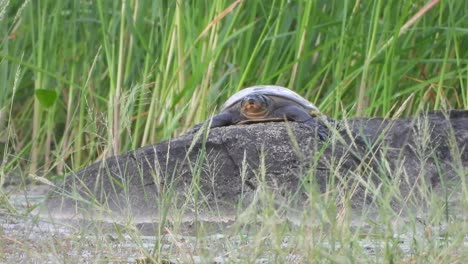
[221,85,319,112]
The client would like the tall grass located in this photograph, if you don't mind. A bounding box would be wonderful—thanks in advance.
[0,0,466,181]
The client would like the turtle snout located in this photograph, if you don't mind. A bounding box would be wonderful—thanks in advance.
[244,96,257,105]
[247,99,255,104]
[242,96,262,111]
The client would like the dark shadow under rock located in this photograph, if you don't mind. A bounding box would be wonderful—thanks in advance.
[42,110,468,226]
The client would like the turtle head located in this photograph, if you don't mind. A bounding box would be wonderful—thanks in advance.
[240,93,270,119]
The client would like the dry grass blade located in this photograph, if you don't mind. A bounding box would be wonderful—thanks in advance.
[195,0,244,43]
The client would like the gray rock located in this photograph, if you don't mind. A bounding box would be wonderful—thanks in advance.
[43,111,468,224]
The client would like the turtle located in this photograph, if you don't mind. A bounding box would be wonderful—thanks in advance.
[191,85,330,139]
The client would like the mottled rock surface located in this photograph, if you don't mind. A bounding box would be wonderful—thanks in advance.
[44,111,468,223]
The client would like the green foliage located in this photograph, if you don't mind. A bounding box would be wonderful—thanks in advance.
[0,0,467,174]
[34,89,58,108]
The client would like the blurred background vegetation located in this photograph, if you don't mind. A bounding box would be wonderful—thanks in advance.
[0,0,466,178]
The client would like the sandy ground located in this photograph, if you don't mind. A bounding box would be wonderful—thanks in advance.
[1,184,467,263]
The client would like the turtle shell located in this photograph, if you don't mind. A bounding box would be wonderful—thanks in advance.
[221,85,319,112]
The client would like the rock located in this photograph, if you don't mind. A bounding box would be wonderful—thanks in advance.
[43,111,468,224]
